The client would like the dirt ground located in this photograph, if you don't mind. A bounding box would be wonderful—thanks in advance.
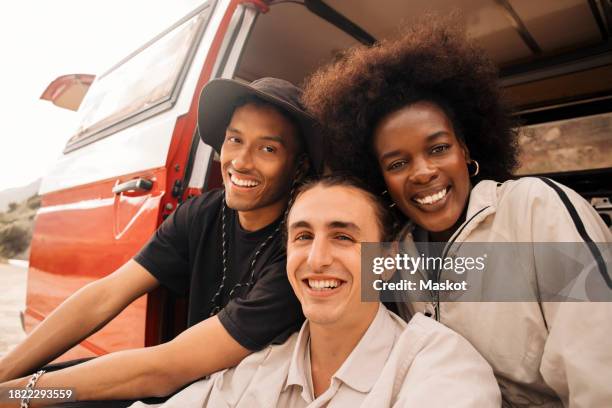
[0,263,27,357]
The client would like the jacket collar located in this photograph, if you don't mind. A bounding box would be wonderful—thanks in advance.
[446,180,498,243]
[465,180,499,219]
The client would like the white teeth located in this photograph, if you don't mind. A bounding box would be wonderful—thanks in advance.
[307,279,341,291]
[414,188,447,205]
[230,173,260,187]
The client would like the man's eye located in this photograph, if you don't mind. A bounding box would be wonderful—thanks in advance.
[335,234,354,242]
[261,146,276,153]
[387,160,407,171]
[431,144,450,154]
[295,233,312,241]
[227,136,241,144]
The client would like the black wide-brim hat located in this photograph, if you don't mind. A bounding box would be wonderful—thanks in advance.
[198,77,323,174]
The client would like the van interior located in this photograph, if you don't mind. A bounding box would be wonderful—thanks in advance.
[47,0,612,222]
[226,0,612,223]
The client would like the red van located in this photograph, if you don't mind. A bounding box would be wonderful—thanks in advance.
[29,0,612,361]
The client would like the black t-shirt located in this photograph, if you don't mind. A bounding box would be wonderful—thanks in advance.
[133,189,304,351]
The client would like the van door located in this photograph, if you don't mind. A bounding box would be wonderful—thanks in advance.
[26,0,255,360]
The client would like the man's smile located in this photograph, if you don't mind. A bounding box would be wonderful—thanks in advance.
[302,276,347,297]
[228,169,261,189]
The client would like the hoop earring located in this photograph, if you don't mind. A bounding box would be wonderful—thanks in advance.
[469,160,480,177]
[382,190,397,208]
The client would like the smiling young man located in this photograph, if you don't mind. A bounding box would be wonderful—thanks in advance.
[0,78,322,407]
[128,175,500,408]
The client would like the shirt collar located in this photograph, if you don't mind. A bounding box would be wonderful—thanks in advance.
[285,304,399,397]
[332,304,397,393]
[284,319,312,400]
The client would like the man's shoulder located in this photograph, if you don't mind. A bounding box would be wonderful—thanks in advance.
[225,331,298,377]
[398,313,491,369]
[185,188,224,209]
[200,331,298,404]
[178,189,225,220]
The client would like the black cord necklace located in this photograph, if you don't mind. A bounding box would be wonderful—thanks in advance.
[208,156,307,317]
[209,200,280,316]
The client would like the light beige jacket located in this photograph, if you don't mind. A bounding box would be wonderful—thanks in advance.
[397,177,612,407]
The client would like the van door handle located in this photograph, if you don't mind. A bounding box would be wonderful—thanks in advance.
[113,178,153,194]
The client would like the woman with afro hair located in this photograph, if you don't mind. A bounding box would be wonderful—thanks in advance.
[303,18,612,407]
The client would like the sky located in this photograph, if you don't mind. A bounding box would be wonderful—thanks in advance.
[0,0,201,192]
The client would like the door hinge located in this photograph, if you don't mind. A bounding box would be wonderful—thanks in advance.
[172,179,184,200]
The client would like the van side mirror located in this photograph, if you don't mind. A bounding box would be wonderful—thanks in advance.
[40,74,95,111]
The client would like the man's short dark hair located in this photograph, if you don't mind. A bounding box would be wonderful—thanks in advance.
[285,174,397,242]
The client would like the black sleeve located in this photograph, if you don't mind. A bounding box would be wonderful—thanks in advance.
[133,199,194,296]
[217,258,305,351]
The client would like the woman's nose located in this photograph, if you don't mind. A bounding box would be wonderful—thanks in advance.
[409,157,438,184]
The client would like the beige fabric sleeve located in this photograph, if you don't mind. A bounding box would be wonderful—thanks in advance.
[529,180,612,408]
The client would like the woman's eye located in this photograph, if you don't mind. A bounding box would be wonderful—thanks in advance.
[261,146,276,153]
[431,144,450,154]
[227,136,241,144]
[387,160,406,171]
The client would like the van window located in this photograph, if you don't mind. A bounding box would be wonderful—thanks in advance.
[516,111,612,175]
[65,5,211,151]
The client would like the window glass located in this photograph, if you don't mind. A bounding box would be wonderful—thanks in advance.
[66,7,210,149]
[516,111,612,174]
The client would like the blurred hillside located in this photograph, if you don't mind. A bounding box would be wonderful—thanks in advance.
[0,179,40,212]
[0,194,41,261]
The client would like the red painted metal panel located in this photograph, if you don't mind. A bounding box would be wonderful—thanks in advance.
[27,167,166,359]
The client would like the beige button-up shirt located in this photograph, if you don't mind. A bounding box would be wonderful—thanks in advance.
[131,304,499,407]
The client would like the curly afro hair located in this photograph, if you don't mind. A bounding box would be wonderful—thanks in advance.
[303,17,519,193]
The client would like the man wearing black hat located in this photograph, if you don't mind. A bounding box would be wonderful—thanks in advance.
[0,78,322,407]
